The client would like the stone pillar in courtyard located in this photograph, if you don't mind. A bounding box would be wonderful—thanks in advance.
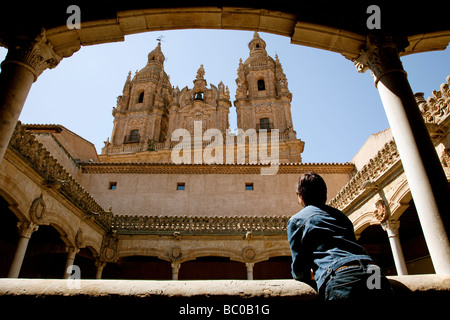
[95,260,107,279]
[7,221,39,278]
[382,220,408,275]
[171,262,181,280]
[63,247,80,279]
[354,36,450,274]
[246,263,254,280]
[0,29,61,162]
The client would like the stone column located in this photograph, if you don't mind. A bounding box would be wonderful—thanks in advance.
[355,36,450,274]
[382,220,408,275]
[246,263,254,280]
[7,221,39,278]
[0,29,61,162]
[95,260,107,279]
[63,247,80,279]
[171,262,181,280]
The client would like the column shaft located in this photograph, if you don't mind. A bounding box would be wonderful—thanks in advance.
[355,37,450,274]
[63,247,79,279]
[246,263,254,280]
[383,221,408,275]
[171,262,181,280]
[0,30,61,162]
[7,222,38,278]
[0,63,34,161]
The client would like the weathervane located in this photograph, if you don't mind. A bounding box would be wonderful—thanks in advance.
[156,35,165,44]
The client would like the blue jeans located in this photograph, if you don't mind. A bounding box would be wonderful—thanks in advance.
[321,260,394,300]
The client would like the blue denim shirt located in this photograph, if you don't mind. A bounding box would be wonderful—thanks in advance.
[287,204,373,291]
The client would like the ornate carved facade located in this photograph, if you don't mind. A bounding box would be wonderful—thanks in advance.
[101,33,304,164]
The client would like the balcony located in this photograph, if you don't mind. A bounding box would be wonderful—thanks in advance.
[123,133,140,144]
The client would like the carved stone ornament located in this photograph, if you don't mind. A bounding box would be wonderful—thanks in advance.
[75,228,85,248]
[100,234,118,262]
[373,199,389,223]
[353,36,406,87]
[242,246,256,262]
[167,246,183,262]
[29,195,46,225]
[2,28,62,82]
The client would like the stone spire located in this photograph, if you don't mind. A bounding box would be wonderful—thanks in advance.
[248,31,267,53]
[147,42,165,66]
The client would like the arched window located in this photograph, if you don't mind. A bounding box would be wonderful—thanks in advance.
[194,92,204,101]
[257,79,265,91]
[138,91,144,103]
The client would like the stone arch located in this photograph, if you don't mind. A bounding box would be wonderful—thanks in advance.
[388,178,412,221]
[117,248,170,262]
[43,211,78,248]
[352,211,377,236]
[0,173,30,221]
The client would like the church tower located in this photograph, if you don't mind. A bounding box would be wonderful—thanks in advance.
[101,43,232,161]
[235,32,295,135]
[103,42,173,154]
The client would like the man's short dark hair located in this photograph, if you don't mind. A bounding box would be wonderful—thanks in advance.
[296,172,327,205]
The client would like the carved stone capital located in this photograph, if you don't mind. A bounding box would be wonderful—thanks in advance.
[381,220,401,238]
[17,221,39,239]
[2,29,62,82]
[354,36,407,87]
[66,246,80,255]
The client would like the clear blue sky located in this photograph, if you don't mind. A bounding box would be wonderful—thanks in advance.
[0,29,449,163]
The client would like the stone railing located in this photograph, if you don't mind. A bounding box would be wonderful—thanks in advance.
[102,131,292,155]
[328,140,400,211]
[1,276,449,314]
[111,214,290,235]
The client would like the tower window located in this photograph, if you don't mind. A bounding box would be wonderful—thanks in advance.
[257,79,265,91]
[109,182,117,190]
[124,129,140,143]
[259,118,271,131]
[138,91,144,103]
[245,183,254,191]
[194,92,204,101]
[177,182,186,191]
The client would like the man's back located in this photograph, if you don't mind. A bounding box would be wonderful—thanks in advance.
[288,204,374,291]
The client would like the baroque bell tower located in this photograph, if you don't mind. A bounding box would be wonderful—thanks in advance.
[234,32,304,162]
[102,42,173,155]
[235,32,295,135]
